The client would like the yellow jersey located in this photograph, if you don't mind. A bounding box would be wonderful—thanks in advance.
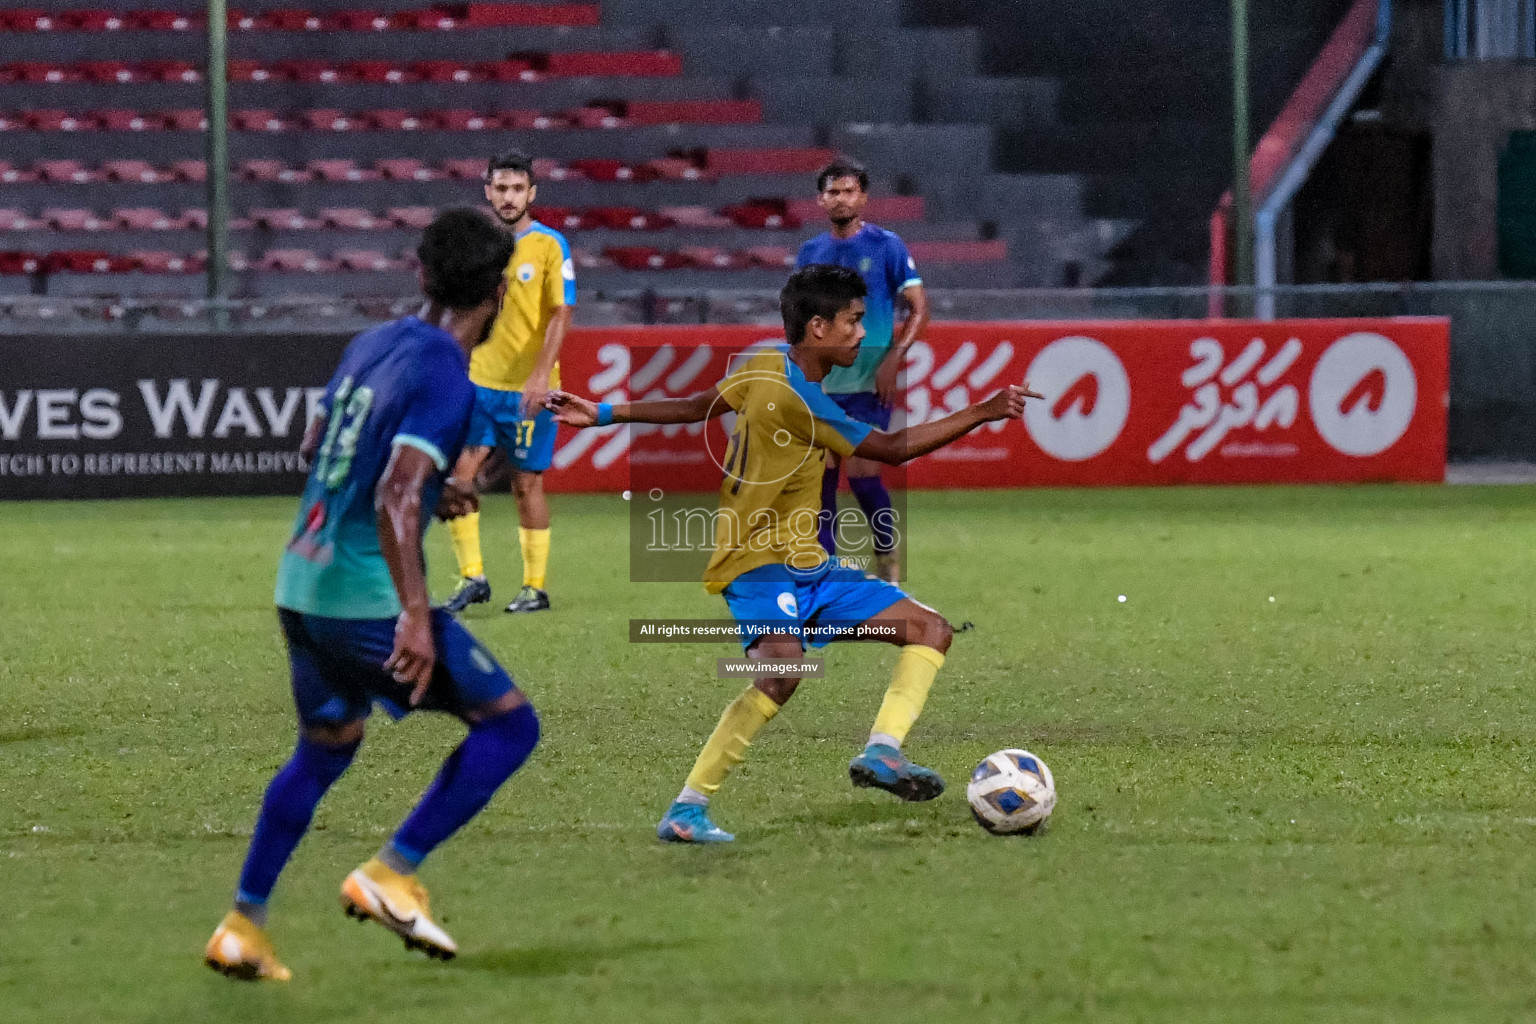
[703,346,874,592]
[469,221,575,392]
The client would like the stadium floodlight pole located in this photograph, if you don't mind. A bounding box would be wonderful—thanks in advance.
[205,0,230,327]
[1231,0,1254,290]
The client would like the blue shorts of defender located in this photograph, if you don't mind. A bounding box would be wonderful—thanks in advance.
[466,385,558,473]
[829,391,892,431]
[278,607,516,727]
[721,561,907,652]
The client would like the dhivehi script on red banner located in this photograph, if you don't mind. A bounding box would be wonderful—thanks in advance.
[544,318,1449,491]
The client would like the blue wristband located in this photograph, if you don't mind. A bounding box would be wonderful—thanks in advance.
[596,402,614,427]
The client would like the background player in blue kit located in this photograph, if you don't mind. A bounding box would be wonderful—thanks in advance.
[797,158,930,583]
[203,209,541,981]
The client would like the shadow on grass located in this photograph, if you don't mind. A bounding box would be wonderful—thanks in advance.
[456,938,687,977]
[0,724,86,745]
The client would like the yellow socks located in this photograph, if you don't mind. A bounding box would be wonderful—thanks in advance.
[519,527,550,589]
[682,686,781,797]
[447,512,484,579]
[869,645,946,747]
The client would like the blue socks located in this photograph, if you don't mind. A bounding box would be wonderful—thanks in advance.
[236,736,360,918]
[848,475,897,555]
[390,702,540,868]
[818,464,840,555]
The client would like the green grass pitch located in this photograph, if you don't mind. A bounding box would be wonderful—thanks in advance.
[4,486,1536,1023]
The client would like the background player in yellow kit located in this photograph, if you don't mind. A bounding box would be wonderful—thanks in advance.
[443,150,576,615]
[547,265,1040,842]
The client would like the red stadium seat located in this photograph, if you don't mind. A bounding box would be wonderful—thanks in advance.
[103,160,170,183]
[249,209,319,230]
[237,159,291,182]
[133,251,199,273]
[141,60,201,83]
[1,10,56,31]
[93,109,162,132]
[225,60,274,82]
[679,246,752,270]
[35,159,97,183]
[308,160,377,182]
[45,208,110,231]
[744,246,795,269]
[324,9,390,30]
[429,109,497,131]
[114,208,180,230]
[61,10,126,31]
[0,113,19,133]
[440,158,486,179]
[366,110,426,131]
[45,250,137,273]
[24,110,90,131]
[0,163,38,184]
[259,249,335,272]
[301,109,360,131]
[721,201,800,230]
[661,205,732,229]
[126,10,199,31]
[335,249,406,271]
[464,3,600,26]
[604,246,687,270]
[565,105,626,130]
[389,9,456,29]
[77,61,140,84]
[474,59,536,82]
[233,110,288,132]
[707,148,836,175]
[387,207,435,228]
[319,208,385,229]
[645,157,714,182]
[502,110,567,130]
[179,208,208,229]
[531,157,575,180]
[906,240,1008,263]
[161,109,207,131]
[568,159,640,182]
[411,60,473,83]
[623,100,761,125]
[0,210,41,231]
[544,51,683,78]
[534,207,598,231]
[589,207,673,231]
[347,61,410,84]
[278,60,347,83]
[171,160,207,182]
[257,10,322,31]
[376,158,438,181]
[11,62,76,84]
[0,252,42,275]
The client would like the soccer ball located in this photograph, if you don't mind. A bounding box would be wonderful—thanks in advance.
[967,749,1056,835]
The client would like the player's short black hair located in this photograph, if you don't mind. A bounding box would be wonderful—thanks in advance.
[417,208,516,310]
[816,157,869,193]
[781,264,867,345]
[485,149,535,183]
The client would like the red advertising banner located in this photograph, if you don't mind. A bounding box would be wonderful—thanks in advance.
[544,318,1450,492]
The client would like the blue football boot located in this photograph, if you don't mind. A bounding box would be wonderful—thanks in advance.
[848,743,946,802]
[656,801,734,844]
[442,576,490,615]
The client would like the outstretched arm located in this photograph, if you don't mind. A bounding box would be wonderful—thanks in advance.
[375,443,440,706]
[545,386,729,427]
[854,382,1043,466]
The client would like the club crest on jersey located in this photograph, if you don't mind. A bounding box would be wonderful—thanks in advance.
[859,257,873,273]
[516,263,536,282]
[776,592,799,617]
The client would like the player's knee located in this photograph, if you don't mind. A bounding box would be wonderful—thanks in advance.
[513,471,543,499]
[302,719,366,748]
[911,612,952,654]
[754,676,799,705]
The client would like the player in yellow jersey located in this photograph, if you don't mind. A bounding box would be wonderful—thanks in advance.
[546,265,1041,842]
[443,150,575,615]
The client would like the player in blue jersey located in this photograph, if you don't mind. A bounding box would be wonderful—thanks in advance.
[797,158,929,583]
[204,209,541,982]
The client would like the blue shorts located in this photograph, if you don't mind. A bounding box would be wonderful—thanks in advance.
[721,561,907,652]
[828,391,892,431]
[466,385,558,473]
[278,607,516,727]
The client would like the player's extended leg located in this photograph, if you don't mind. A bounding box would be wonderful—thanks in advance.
[844,455,900,582]
[206,720,364,981]
[848,597,953,801]
[506,469,551,613]
[444,445,493,614]
[818,453,841,556]
[657,634,803,844]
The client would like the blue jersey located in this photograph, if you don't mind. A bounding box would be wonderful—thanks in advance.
[274,316,475,619]
[796,223,921,395]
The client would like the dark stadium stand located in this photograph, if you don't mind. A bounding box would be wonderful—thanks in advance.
[0,0,1128,298]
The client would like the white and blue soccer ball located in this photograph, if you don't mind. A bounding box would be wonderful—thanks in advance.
[966,749,1056,835]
